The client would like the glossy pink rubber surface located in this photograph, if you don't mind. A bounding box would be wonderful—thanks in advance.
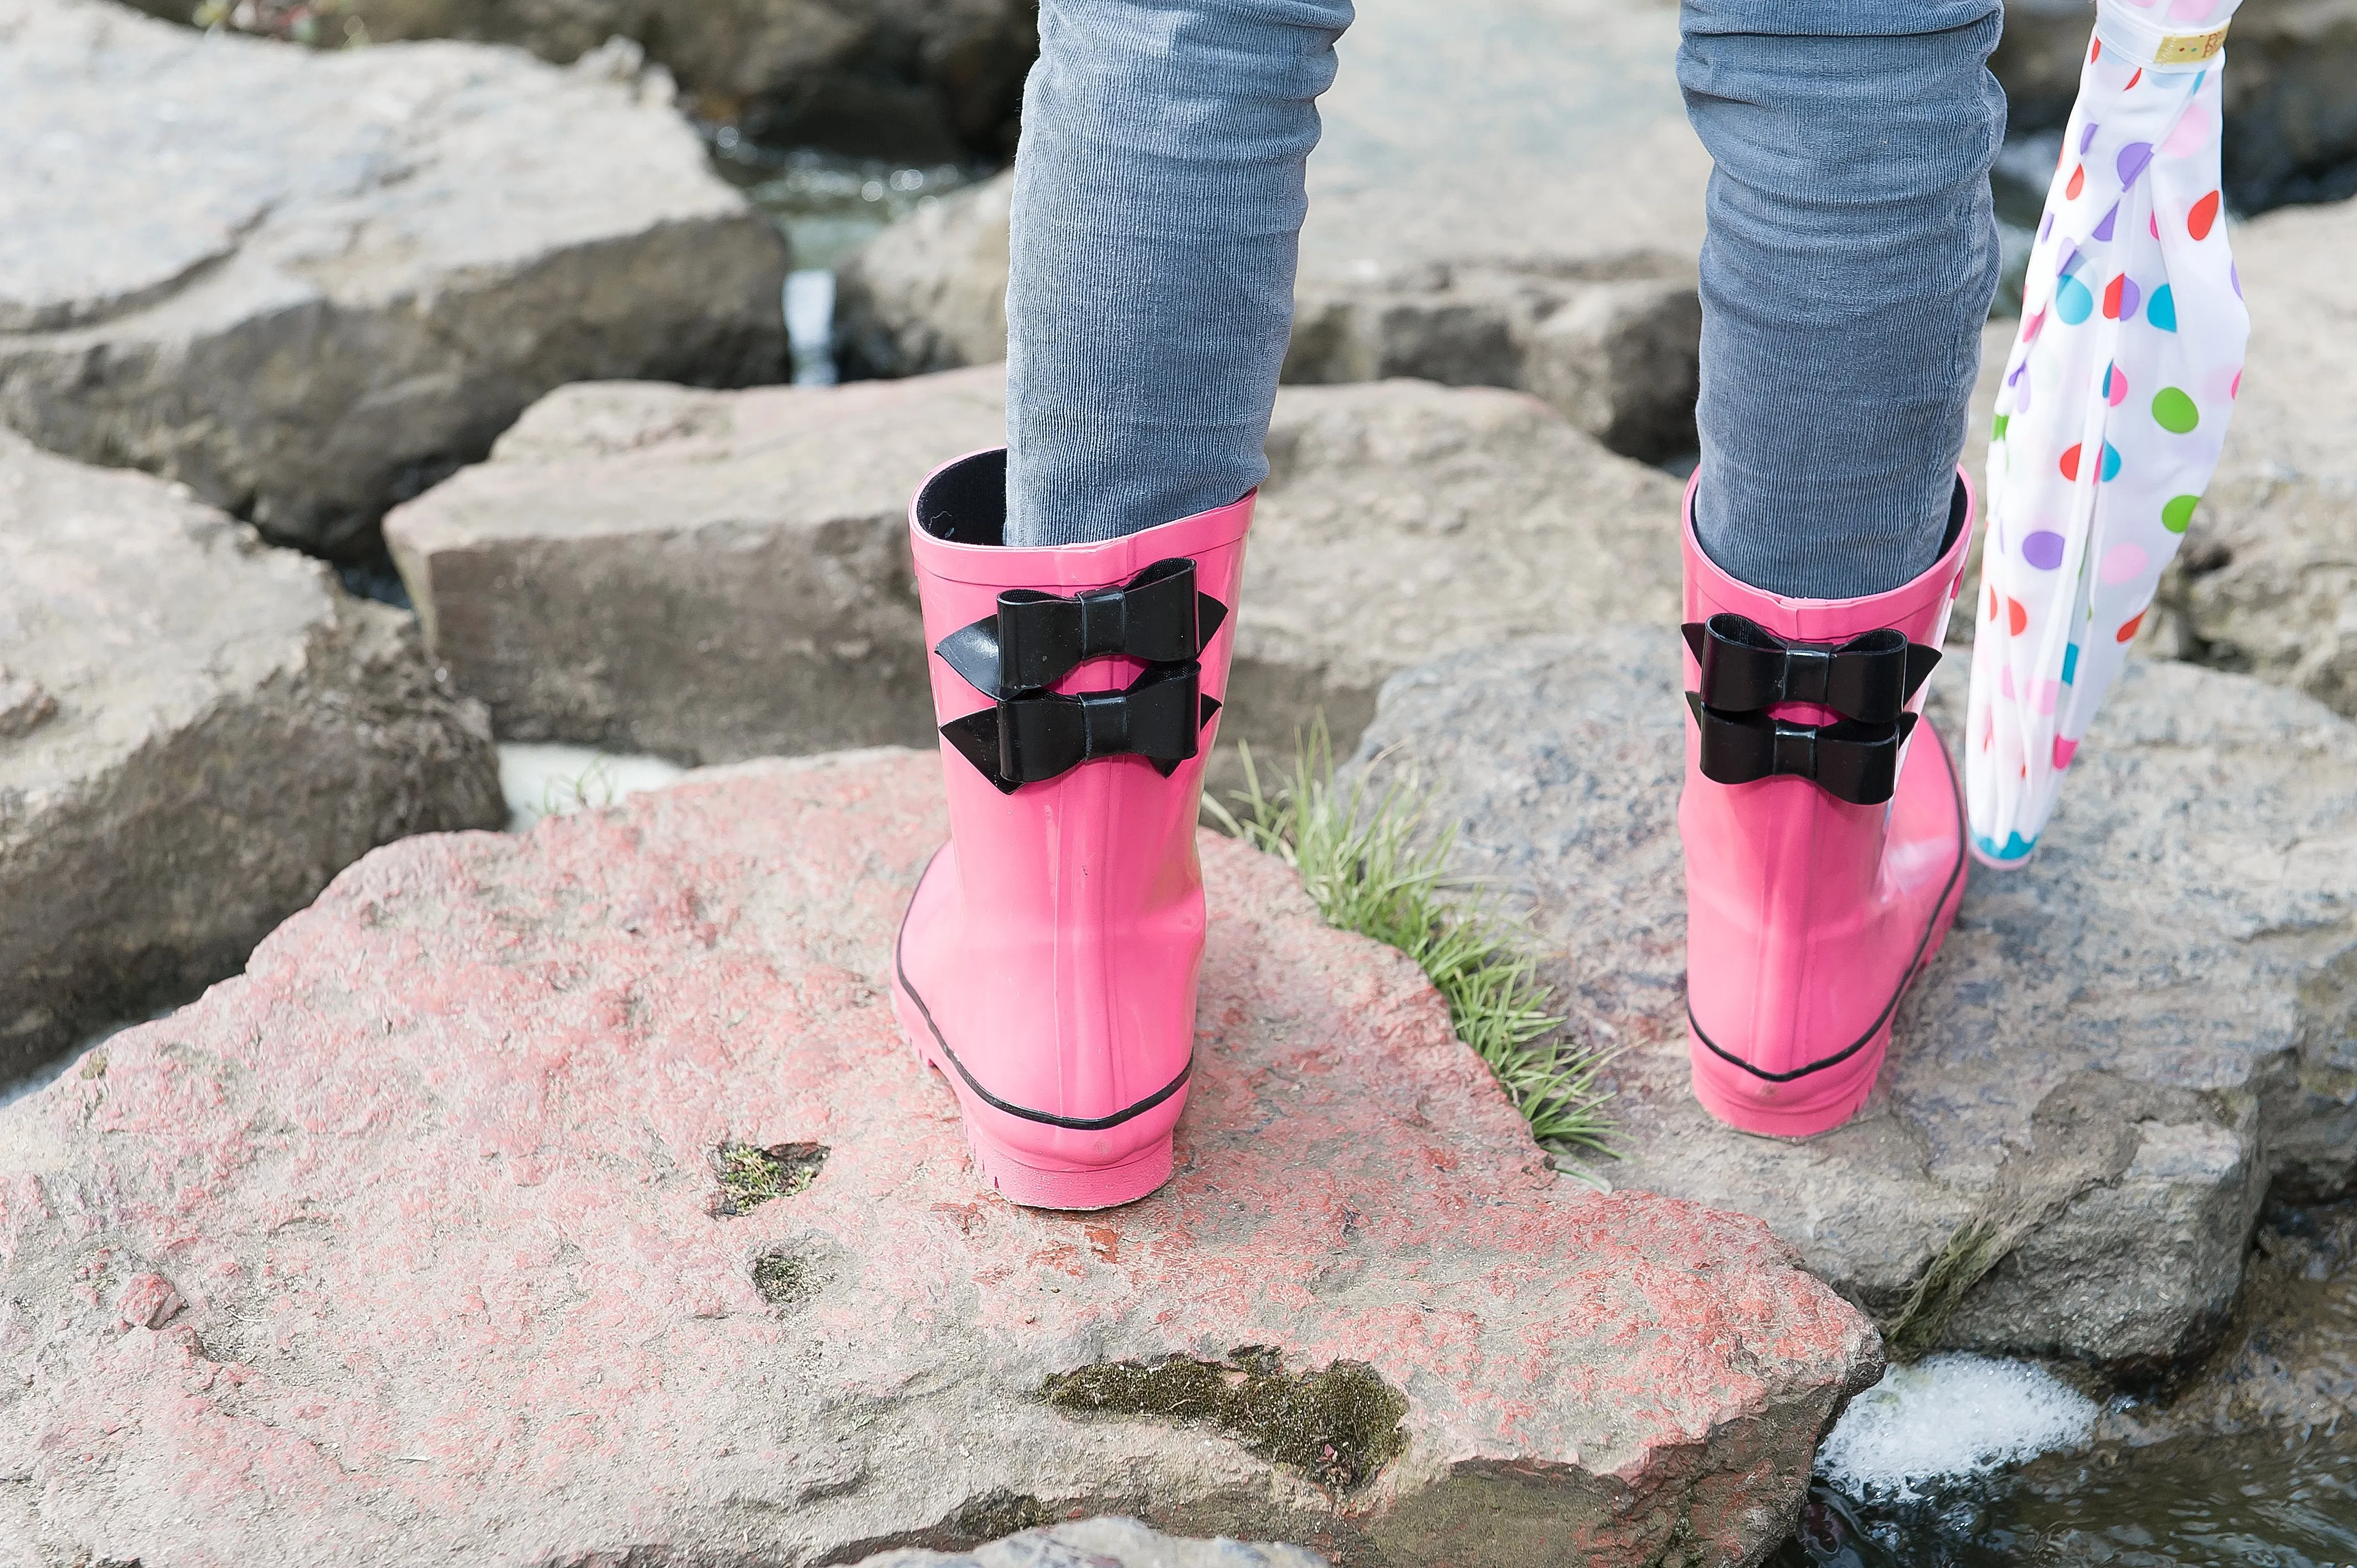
[893,453,1252,1209]
[1680,471,1974,1137]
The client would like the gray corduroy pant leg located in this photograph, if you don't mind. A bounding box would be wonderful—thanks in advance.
[1005,0,2006,602]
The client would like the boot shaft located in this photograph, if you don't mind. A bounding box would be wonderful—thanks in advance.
[1679,472,1973,909]
[910,450,1252,956]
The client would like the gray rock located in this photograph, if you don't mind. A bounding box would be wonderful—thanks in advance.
[1233,379,1685,774]
[2150,196,2357,719]
[2088,1199,2357,1447]
[1344,628,2357,1371]
[123,0,1037,159]
[1282,270,1704,465]
[1991,0,2357,212]
[0,0,789,558]
[835,173,1016,380]
[0,429,505,1084]
[385,370,1003,764]
[833,0,1709,460]
[853,1518,1327,1568]
[384,369,1685,771]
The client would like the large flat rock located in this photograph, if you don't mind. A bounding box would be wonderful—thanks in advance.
[385,369,1685,771]
[0,749,1878,1568]
[836,0,1707,460]
[2149,195,2357,720]
[1344,630,2357,1372]
[0,0,790,557]
[0,430,504,1084]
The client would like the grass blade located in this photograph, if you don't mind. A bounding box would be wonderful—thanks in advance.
[1211,720,1618,1160]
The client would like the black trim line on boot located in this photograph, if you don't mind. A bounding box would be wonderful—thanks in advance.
[1689,720,1969,1084]
[892,868,1194,1131]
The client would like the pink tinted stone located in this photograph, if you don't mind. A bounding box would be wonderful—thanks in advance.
[112,1273,182,1332]
[0,751,1878,1568]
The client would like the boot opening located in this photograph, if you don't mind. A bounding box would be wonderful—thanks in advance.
[1938,473,1969,558]
[917,448,1010,545]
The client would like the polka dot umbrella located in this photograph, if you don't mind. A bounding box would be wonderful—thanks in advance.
[1965,0,2248,867]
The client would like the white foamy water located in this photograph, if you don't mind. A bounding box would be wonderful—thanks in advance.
[498,744,687,832]
[1816,1353,2100,1500]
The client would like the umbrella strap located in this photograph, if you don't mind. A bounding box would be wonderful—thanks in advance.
[2093,0,2232,71]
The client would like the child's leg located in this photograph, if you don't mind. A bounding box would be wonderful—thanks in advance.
[1003,0,1354,547]
[1679,4,2006,597]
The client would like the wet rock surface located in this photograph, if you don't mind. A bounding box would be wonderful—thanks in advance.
[2151,195,2357,720]
[1344,627,2357,1372]
[2107,1199,2357,1442]
[1802,1197,2357,1564]
[0,0,789,558]
[0,749,1878,1568]
[0,430,503,1083]
[834,0,1708,460]
[386,369,1684,772]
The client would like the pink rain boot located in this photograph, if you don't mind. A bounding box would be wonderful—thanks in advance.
[1679,471,1974,1136]
[892,449,1251,1209]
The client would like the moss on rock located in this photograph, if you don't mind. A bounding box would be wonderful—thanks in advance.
[712,1140,828,1216]
[1041,1349,1408,1491]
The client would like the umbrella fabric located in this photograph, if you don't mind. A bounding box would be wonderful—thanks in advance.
[1964,0,2248,865]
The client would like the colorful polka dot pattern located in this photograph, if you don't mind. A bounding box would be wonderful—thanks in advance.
[1967,0,2249,865]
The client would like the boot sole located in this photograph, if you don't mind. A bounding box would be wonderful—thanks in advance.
[891,974,1179,1211]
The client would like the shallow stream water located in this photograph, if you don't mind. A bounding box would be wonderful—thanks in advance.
[1784,1202,2357,1567]
[704,128,979,385]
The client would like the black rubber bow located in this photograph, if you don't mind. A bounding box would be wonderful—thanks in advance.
[1682,615,1939,725]
[1685,695,1917,807]
[938,558,1229,699]
[942,663,1221,793]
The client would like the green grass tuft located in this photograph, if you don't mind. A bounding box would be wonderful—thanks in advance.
[1205,723,1617,1160]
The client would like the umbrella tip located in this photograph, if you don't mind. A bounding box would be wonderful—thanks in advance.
[1970,831,2040,871]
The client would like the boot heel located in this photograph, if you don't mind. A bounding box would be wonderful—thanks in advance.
[893,952,1181,1210]
[963,1122,1176,1211]
[1687,1029,1885,1137]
